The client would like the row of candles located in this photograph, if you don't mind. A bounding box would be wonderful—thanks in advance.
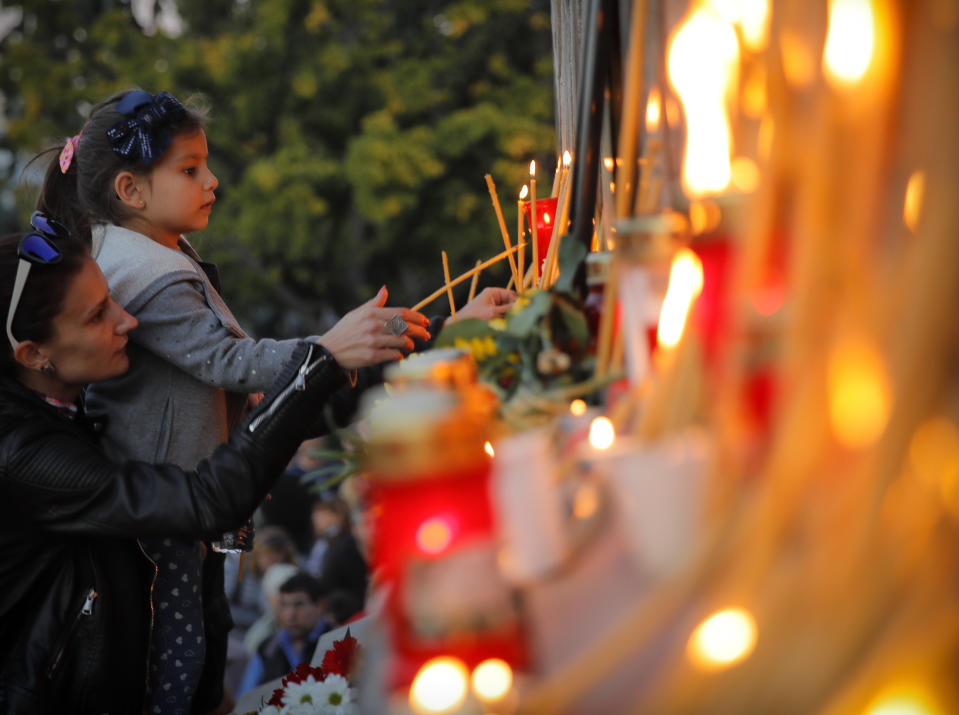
[388,0,949,711]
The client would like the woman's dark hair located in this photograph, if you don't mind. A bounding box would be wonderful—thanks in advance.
[34,89,208,244]
[0,233,90,376]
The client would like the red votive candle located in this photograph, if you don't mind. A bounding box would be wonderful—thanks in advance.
[361,386,528,690]
[525,196,559,276]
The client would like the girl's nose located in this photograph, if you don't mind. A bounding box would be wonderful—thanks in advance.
[205,167,219,191]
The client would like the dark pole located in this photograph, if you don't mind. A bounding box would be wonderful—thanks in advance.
[556,0,617,298]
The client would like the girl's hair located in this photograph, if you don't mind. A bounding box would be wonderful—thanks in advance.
[0,232,90,376]
[35,89,208,244]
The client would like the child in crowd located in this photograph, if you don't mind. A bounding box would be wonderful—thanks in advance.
[34,87,514,713]
[305,493,368,608]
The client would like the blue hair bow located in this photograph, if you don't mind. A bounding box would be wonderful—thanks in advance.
[106,90,186,166]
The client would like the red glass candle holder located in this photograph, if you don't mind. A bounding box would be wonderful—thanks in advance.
[362,387,528,689]
[524,196,559,276]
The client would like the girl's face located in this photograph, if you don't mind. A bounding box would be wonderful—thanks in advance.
[38,259,138,390]
[138,129,218,247]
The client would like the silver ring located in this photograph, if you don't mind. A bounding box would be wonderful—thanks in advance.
[385,314,408,336]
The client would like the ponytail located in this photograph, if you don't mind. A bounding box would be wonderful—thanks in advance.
[35,144,91,245]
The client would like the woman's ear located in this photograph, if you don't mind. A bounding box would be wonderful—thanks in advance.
[13,340,50,372]
[114,171,144,209]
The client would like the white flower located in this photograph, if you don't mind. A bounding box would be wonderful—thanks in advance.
[281,674,323,709]
[257,706,283,715]
[313,674,356,714]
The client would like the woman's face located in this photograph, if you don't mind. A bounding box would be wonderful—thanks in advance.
[39,259,137,387]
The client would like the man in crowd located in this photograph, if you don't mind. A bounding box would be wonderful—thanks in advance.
[237,571,330,694]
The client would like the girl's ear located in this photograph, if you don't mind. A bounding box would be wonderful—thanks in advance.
[13,340,50,372]
[114,171,143,209]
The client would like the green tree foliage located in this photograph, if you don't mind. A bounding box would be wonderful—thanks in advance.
[0,0,554,334]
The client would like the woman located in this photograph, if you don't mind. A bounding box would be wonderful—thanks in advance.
[0,217,423,714]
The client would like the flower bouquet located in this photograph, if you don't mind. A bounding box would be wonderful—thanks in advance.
[250,632,360,715]
[434,288,606,427]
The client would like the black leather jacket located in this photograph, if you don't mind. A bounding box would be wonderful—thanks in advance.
[0,342,346,714]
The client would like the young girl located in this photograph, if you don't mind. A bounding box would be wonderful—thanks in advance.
[36,88,514,713]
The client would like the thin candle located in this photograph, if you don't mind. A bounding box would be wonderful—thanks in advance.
[468,259,482,302]
[518,184,528,288]
[412,243,527,312]
[484,174,520,287]
[550,156,562,197]
[442,251,456,321]
[530,160,539,283]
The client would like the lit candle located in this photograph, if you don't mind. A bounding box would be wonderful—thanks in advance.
[529,160,539,284]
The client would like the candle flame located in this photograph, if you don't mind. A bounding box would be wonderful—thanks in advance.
[410,656,469,713]
[864,683,942,715]
[484,440,495,457]
[562,150,572,167]
[529,160,536,176]
[823,0,876,86]
[588,417,615,450]
[688,608,757,669]
[667,7,740,198]
[603,157,615,171]
[543,213,551,224]
[646,87,663,132]
[740,0,771,51]
[658,248,705,349]
[519,184,529,200]
[471,659,513,703]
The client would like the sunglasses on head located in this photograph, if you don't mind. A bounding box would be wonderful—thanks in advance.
[5,213,68,351]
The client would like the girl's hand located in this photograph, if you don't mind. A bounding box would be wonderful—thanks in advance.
[449,287,516,324]
[316,286,431,369]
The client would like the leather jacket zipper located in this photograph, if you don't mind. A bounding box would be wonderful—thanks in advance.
[47,588,97,679]
[248,344,327,433]
[137,539,159,700]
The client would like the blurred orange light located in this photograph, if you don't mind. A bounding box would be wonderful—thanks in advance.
[688,607,757,669]
[667,7,740,197]
[471,658,513,702]
[410,657,469,713]
[646,87,663,132]
[657,248,705,349]
[823,0,876,86]
[588,417,615,450]
[827,335,892,448]
[903,170,925,233]
[415,517,455,555]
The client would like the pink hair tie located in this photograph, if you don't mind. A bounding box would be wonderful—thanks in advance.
[58,133,81,174]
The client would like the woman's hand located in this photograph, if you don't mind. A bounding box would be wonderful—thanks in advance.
[316,286,431,369]
[449,287,517,324]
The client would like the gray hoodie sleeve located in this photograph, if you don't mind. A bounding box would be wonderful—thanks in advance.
[129,275,310,393]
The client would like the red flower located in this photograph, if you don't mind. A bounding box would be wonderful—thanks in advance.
[321,635,360,678]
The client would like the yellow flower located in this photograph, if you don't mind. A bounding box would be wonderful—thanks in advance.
[489,318,507,331]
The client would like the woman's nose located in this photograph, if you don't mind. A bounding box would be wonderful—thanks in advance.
[113,302,138,334]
